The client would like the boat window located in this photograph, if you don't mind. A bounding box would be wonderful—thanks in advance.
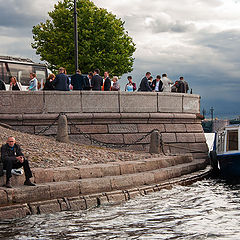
[217,132,225,153]
[226,130,238,151]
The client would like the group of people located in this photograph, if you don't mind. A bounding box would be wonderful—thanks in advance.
[45,68,189,93]
[138,72,189,93]
[43,68,123,92]
[0,67,189,94]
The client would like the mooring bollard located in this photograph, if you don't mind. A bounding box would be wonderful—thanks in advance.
[56,114,69,143]
[149,130,161,154]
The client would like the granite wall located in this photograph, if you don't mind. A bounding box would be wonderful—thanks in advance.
[0,91,207,160]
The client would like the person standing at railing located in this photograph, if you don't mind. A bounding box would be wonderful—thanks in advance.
[43,74,55,91]
[84,72,93,90]
[138,72,152,92]
[111,76,120,91]
[125,76,136,92]
[151,75,163,92]
[71,69,85,90]
[27,73,38,91]
[9,76,22,91]
[103,71,111,91]
[52,67,70,91]
[161,73,173,92]
[0,79,6,90]
[175,76,189,93]
[91,69,103,91]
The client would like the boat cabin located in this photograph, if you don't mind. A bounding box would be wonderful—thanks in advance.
[215,124,240,155]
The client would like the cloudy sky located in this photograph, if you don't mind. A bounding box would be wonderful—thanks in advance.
[0,0,240,119]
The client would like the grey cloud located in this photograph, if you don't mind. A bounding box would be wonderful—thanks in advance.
[195,30,240,63]
[170,21,195,33]
[0,0,46,28]
[146,16,196,33]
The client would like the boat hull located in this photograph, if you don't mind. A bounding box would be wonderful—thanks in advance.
[218,153,240,179]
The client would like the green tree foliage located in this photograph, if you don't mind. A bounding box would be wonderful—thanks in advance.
[32,0,136,75]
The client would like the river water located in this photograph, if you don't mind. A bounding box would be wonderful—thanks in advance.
[1,179,240,240]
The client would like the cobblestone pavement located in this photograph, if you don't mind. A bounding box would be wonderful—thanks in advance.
[0,126,162,168]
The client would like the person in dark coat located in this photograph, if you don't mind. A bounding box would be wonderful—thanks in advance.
[175,76,189,93]
[151,75,163,92]
[52,67,69,91]
[103,71,111,91]
[43,74,55,90]
[83,73,92,90]
[0,79,6,90]
[91,69,103,91]
[71,69,86,90]
[1,137,35,188]
[9,76,22,91]
[138,72,152,92]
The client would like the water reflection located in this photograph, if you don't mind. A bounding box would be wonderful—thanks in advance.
[1,180,240,239]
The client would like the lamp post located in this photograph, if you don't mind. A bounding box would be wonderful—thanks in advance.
[74,0,78,72]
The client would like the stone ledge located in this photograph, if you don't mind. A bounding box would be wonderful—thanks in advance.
[0,155,194,187]
[0,164,210,219]
[0,159,207,207]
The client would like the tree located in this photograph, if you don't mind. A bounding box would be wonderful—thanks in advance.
[32,0,136,75]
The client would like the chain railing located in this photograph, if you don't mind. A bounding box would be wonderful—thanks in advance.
[34,113,208,154]
[35,113,62,135]
[68,117,158,149]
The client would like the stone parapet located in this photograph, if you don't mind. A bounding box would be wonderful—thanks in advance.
[0,91,200,114]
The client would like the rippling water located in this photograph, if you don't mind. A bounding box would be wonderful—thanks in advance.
[1,179,240,240]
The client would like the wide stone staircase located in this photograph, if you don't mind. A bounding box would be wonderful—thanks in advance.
[0,154,209,219]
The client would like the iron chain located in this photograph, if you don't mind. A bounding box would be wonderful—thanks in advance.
[34,113,207,154]
[35,113,62,135]
[68,118,159,149]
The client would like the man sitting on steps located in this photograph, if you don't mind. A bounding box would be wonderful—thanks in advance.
[1,137,35,188]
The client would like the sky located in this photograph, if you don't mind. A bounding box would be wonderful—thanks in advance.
[0,0,240,119]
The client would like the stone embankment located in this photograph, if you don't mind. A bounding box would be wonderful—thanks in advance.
[0,91,210,219]
[0,154,209,219]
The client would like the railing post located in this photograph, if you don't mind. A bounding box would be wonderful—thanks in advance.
[56,114,69,143]
[149,130,161,154]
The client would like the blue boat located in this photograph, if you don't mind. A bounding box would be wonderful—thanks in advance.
[210,124,240,179]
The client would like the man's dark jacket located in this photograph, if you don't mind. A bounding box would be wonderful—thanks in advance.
[1,143,24,163]
[71,73,85,90]
[104,77,111,91]
[151,79,163,92]
[1,143,23,176]
[0,79,6,90]
[91,74,103,91]
[175,80,189,93]
[138,77,152,92]
[83,77,91,90]
[52,73,69,91]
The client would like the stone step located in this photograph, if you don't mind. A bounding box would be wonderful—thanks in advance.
[0,159,207,207]
[0,165,211,220]
[0,154,193,187]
